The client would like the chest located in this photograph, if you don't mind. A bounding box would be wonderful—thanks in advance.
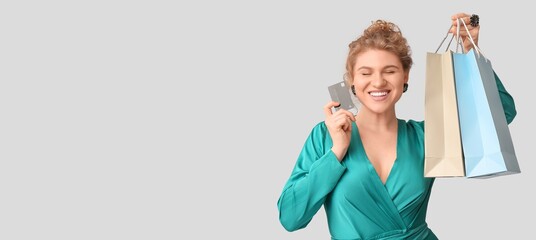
[331,130,430,206]
[359,129,398,183]
[327,121,432,212]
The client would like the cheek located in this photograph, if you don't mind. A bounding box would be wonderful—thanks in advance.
[381,77,403,88]
[352,79,367,90]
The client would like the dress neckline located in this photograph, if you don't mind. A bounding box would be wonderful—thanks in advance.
[353,119,403,186]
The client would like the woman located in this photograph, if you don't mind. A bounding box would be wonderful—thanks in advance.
[277,13,516,239]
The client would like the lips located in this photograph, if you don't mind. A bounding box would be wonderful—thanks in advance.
[368,90,390,100]
[369,91,388,97]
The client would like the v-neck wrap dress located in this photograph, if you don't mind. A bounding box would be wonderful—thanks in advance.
[277,73,516,240]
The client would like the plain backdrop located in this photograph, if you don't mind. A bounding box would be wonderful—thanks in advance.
[1,1,534,239]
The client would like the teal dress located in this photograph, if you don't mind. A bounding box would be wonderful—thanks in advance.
[277,73,516,240]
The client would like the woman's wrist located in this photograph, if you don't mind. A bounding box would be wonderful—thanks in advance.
[331,146,348,162]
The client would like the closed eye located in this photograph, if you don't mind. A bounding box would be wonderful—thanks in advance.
[383,66,400,74]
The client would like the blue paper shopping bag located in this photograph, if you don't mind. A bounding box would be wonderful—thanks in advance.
[452,49,520,178]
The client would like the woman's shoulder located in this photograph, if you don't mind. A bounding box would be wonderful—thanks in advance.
[301,121,333,151]
[398,119,425,144]
[310,120,329,136]
[399,118,425,132]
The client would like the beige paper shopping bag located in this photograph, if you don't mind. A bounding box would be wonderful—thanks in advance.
[424,51,465,177]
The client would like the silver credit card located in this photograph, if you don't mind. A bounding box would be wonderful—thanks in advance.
[328,81,359,113]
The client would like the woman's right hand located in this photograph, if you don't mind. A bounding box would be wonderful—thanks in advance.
[324,101,356,161]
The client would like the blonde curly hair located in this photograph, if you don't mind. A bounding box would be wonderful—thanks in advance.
[344,20,413,86]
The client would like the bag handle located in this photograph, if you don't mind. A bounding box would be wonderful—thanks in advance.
[434,19,464,53]
[457,17,485,57]
[434,18,484,57]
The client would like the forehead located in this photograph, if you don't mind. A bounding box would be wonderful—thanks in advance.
[353,49,401,69]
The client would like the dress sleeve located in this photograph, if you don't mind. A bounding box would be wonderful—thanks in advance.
[277,122,346,232]
[494,71,517,124]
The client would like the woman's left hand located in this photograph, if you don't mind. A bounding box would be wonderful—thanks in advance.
[449,13,480,53]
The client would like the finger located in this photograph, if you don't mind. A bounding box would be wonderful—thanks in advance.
[456,25,479,35]
[332,109,356,122]
[344,115,353,131]
[334,117,353,133]
[334,115,351,132]
[450,24,480,38]
[452,16,471,24]
[453,29,480,41]
[459,28,480,43]
[342,121,350,132]
[451,12,469,21]
[451,17,472,28]
[324,101,340,116]
[333,112,351,124]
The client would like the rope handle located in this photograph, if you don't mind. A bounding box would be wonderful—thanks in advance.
[458,17,485,57]
[434,17,484,57]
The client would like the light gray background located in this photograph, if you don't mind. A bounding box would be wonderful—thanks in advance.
[1,1,534,239]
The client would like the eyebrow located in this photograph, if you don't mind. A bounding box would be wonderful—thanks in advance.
[357,65,400,71]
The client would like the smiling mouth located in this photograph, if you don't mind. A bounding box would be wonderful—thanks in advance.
[368,91,390,97]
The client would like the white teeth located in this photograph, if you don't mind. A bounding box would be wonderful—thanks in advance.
[370,91,387,97]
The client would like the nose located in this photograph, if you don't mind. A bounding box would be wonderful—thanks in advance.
[371,73,387,88]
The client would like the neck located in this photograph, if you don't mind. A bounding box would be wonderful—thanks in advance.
[355,107,398,132]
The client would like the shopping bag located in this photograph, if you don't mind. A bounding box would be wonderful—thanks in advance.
[452,18,520,178]
[424,50,465,177]
[453,49,520,178]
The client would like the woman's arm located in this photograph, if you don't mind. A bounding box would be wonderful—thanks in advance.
[494,71,517,124]
[277,122,346,231]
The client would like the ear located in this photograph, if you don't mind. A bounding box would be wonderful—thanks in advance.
[404,71,410,84]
